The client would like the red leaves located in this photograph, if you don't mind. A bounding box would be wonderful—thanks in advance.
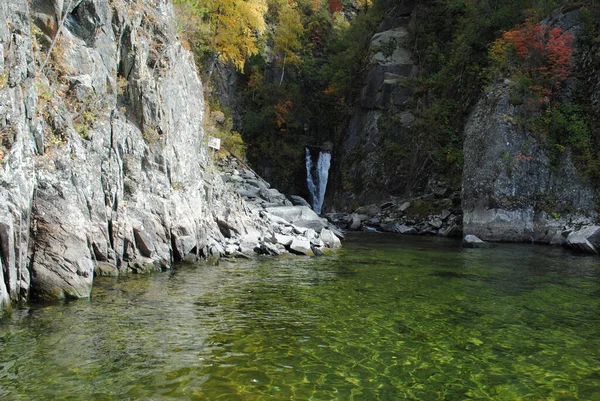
[329,0,343,14]
[493,19,574,100]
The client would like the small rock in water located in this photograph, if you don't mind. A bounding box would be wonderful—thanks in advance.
[462,235,492,248]
[348,214,362,231]
[320,229,342,248]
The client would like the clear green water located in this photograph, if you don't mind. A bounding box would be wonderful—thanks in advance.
[1,234,600,400]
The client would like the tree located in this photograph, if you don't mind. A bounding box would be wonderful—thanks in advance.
[491,19,574,102]
[273,2,305,85]
[174,0,267,71]
[328,0,342,14]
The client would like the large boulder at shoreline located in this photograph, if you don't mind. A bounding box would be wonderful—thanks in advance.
[320,229,342,249]
[565,226,600,254]
[461,18,598,244]
[289,238,314,256]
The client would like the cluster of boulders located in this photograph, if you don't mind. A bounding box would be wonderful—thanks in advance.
[216,157,342,257]
[325,193,463,238]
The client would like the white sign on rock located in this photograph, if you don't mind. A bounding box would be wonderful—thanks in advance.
[208,136,221,150]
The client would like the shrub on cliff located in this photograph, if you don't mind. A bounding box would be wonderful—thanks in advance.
[490,19,574,106]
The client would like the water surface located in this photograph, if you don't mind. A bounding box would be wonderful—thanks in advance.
[1,234,600,400]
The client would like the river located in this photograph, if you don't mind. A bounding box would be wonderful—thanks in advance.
[1,233,599,400]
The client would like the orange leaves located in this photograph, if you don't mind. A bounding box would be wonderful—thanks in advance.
[274,100,293,130]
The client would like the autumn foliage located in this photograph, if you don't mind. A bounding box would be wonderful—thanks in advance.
[491,19,574,101]
[328,0,343,14]
[274,100,293,131]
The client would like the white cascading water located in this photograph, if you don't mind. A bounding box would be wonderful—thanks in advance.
[305,148,331,214]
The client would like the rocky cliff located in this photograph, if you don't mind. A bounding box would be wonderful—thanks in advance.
[0,0,340,310]
[333,1,420,208]
[331,4,600,250]
[462,9,599,245]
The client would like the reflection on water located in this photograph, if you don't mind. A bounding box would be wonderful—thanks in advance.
[1,233,600,400]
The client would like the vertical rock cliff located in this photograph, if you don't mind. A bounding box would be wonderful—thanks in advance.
[462,84,595,242]
[462,9,599,244]
[333,1,426,208]
[0,0,338,309]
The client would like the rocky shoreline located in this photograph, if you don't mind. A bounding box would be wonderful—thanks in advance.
[325,191,463,238]
[322,185,600,255]
[210,156,343,259]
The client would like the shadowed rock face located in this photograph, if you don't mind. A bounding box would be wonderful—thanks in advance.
[461,87,596,244]
[0,0,341,309]
[334,1,420,209]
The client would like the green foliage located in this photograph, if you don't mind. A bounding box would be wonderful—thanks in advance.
[273,0,305,76]
[320,5,383,106]
[204,101,248,160]
[532,102,595,177]
[214,130,247,160]
[142,128,160,143]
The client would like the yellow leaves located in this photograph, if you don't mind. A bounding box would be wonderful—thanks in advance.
[211,0,268,70]
[273,1,304,67]
[174,0,267,71]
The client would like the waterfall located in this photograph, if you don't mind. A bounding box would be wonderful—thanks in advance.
[305,148,331,214]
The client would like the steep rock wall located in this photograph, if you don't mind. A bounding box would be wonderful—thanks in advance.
[333,1,422,208]
[0,0,312,308]
[462,84,595,242]
[462,10,599,243]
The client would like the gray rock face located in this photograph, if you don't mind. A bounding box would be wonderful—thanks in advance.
[0,0,342,309]
[462,84,596,243]
[334,3,420,208]
[288,195,311,207]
